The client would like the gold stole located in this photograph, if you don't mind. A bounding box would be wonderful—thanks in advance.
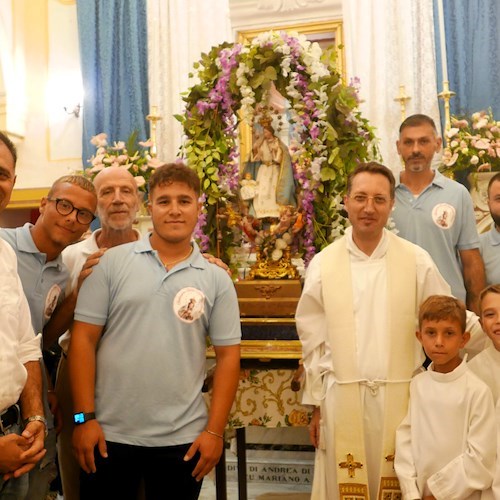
[320,232,416,500]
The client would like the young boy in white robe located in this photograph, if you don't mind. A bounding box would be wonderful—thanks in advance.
[468,284,500,499]
[395,295,496,500]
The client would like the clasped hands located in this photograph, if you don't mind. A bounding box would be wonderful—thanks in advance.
[0,420,46,480]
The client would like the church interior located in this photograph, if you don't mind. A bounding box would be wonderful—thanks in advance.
[1,0,499,499]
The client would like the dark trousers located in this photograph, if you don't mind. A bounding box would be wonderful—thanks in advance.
[80,441,203,500]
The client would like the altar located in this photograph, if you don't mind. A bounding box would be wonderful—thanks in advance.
[205,358,311,500]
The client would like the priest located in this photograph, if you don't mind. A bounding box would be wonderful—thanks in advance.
[296,162,485,500]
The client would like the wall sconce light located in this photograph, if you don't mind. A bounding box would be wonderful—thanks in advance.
[64,103,81,118]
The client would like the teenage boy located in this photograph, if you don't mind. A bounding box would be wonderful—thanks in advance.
[395,295,496,500]
[68,163,241,500]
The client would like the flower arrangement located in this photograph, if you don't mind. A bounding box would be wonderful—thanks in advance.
[441,110,500,175]
[177,31,378,265]
[85,130,163,193]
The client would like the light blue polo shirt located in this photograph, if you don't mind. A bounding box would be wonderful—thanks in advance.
[480,227,500,286]
[393,169,480,301]
[74,235,241,447]
[0,224,68,336]
[0,223,69,431]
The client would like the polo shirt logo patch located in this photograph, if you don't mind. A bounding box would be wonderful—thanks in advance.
[173,287,205,323]
[432,203,455,229]
[44,284,61,320]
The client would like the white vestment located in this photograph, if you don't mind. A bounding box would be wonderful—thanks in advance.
[395,358,496,500]
[296,228,460,500]
[468,346,500,500]
[468,345,500,404]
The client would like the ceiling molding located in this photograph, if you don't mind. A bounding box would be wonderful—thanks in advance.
[229,0,341,32]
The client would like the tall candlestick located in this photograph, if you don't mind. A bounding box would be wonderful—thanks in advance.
[146,105,162,158]
[437,0,448,83]
[394,85,411,122]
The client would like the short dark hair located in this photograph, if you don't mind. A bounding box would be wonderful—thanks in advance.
[149,162,201,197]
[346,161,395,199]
[0,131,18,166]
[399,114,438,135]
[479,284,500,313]
[48,175,96,198]
[418,295,466,333]
[487,172,500,197]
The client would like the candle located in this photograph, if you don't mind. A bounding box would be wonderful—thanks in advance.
[437,0,448,82]
[151,105,158,116]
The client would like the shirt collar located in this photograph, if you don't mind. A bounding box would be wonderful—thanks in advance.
[135,233,205,270]
[345,226,389,260]
[17,223,64,268]
[488,226,500,246]
[396,168,445,189]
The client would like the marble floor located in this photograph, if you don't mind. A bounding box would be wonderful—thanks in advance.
[199,476,311,500]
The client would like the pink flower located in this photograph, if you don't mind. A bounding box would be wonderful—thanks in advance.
[90,133,108,147]
[478,163,491,172]
[134,176,146,187]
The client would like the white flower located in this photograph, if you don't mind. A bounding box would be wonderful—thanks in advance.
[470,155,479,165]
[275,238,288,250]
[271,248,283,261]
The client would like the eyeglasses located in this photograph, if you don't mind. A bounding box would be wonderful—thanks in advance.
[349,194,390,206]
[47,198,96,225]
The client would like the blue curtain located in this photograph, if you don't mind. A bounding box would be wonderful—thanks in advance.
[77,0,149,165]
[435,0,500,119]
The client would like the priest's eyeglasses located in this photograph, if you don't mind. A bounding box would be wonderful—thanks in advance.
[47,198,96,225]
[349,194,389,205]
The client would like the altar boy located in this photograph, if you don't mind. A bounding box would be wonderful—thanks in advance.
[468,284,500,499]
[395,295,496,500]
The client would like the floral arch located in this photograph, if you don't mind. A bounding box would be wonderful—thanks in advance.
[177,31,377,266]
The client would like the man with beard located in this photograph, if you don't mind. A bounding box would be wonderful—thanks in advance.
[479,172,500,285]
[391,114,485,314]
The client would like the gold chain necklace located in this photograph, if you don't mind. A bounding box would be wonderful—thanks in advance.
[162,246,193,269]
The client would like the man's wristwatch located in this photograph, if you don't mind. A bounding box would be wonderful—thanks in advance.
[23,415,48,437]
[73,412,96,425]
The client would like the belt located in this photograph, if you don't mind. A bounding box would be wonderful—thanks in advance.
[0,404,19,434]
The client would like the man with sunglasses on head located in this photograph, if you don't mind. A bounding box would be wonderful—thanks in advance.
[0,175,97,500]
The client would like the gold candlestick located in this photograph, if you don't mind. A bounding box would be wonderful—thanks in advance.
[146,105,162,157]
[437,80,456,136]
[394,85,411,122]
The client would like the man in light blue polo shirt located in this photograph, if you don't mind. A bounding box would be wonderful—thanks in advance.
[0,174,97,500]
[69,163,241,500]
[479,172,500,285]
[392,114,485,314]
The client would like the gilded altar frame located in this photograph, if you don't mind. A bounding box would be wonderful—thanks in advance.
[237,20,345,167]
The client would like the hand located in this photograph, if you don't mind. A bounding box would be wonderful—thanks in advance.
[184,431,224,482]
[72,420,107,473]
[0,434,35,473]
[21,421,46,458]
[77,249,107,291]
[201,254,231,277]
[2,423,48,480]
[309,407,320,448]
